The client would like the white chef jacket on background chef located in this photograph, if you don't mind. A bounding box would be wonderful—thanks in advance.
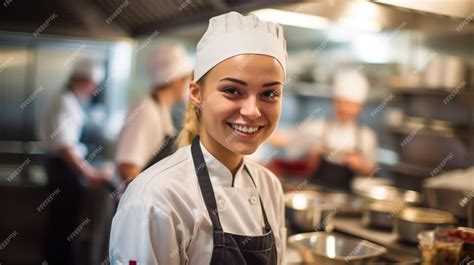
[110,141,287,265]
[296,118,378,167]
[115,96,176,169]
[39,87,87,158]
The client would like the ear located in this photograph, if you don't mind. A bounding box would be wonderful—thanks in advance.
[188,81,202,108]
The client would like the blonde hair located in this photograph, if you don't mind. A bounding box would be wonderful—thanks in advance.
[175,77,205,147]
[176,102,200,147]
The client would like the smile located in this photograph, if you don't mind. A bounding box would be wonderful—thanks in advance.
[227,123,264,134]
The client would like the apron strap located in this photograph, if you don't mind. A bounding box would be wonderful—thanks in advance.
[244,166,273,233]
[192,136,273,234]
[191,136,223,232]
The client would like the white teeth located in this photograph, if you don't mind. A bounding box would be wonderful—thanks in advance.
[231,124,259,134]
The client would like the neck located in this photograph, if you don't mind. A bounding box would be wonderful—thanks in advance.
[199,131,243,176]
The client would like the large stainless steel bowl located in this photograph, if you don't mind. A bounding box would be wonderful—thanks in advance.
[288,232,387,264]
[285,191,362,232]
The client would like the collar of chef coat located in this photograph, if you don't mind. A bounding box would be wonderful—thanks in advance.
[199,140,252,188]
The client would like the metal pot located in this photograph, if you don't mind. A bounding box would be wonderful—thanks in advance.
[354,184,423,206]
[394,207,456,244]
[285,191,341,232]
[285,191,363,232]
[362,201,400,230]
[425,186,473,219]
[288,232,386,265]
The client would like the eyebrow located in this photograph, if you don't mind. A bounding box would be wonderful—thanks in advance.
[219,77,282,87]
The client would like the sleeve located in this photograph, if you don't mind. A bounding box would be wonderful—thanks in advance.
[115,102,162,168]
[109,201,189,265]
[361,128,378,168]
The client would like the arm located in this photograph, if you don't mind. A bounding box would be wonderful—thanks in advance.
[117,163,141,182]
[345,128,379,177]
[58,147,105,182]
[345,152,376,176]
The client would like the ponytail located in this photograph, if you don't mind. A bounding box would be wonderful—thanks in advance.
[176,101,200,148]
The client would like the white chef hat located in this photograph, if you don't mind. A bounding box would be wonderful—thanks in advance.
[333,70,369,103]
[71,59,105,84]
[194,11,287,81]
[146,44,193,87]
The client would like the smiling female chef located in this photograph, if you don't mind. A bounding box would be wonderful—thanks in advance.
[109,11,288,265]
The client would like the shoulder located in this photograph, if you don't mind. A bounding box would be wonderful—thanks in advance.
[118,146,197,213]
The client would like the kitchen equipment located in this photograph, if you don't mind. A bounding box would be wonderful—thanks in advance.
[285,191,363,232]
[425,186,473,219]
[424,56,467,89]
[362,201,400,230]
[424,168,474,221]
[394,207,456,244]
[288,232,386,264]
[355,184,424,206]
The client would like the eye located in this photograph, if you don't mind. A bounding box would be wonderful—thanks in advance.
[223,87,240,96]
[261,90,280,101]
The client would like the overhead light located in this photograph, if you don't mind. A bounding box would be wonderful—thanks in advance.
[339,2,382,32]
[251,8,329,30]
[352,33,391,63]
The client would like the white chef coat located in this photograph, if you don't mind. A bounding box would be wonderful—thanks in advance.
[290,118,378,167]
[115,96,176,169]
[39,90,87,158]
[109,140,287,265]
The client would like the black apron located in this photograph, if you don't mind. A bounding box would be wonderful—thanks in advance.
[310,120,363,192]
[191,136,278,265]
[142,96,177,171]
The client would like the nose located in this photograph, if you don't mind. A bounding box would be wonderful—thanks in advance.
[240,96,261,120]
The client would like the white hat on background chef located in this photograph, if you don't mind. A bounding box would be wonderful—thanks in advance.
[146,44,193,87]
[332,70,369,103]
[194,11,287,81]
[71,59,105,84]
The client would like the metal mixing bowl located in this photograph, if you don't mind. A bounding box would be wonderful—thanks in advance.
[288,232,387,265]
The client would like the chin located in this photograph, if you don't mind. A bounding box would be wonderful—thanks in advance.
[227,142,259,156]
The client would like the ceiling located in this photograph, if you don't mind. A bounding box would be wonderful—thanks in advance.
[0,0,299,39]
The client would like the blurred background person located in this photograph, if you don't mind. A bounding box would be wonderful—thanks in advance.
[38,59,111,265]
[115,44,192,182]
[268,70,378,191]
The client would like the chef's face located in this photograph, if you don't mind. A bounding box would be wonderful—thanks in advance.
[333,98,363,122]
[191,54,285,155]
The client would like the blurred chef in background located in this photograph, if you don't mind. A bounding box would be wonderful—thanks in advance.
[115,44,192,182]
[270,70,378,191]
[39,59,110,265]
